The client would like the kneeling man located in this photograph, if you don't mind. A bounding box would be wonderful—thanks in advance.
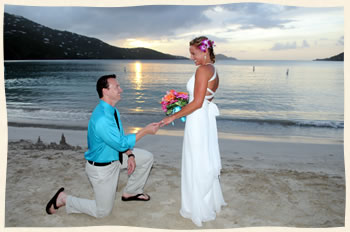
[46,74,159,218]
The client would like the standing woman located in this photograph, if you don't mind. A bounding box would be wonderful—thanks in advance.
[160,36,226,227]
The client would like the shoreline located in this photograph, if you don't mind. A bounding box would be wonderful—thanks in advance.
[7,124,343,147]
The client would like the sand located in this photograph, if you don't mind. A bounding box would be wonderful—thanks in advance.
[5,126,345,229]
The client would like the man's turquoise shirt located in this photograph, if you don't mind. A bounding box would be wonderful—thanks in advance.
[85,100,136,163]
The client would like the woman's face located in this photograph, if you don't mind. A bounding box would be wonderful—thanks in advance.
[189,45,206,66]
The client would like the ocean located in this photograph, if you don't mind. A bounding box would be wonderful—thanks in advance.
[4,59,344,143]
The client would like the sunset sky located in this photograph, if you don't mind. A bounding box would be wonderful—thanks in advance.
[4,3,344,60]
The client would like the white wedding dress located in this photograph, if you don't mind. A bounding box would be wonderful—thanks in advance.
[180,64,227,227]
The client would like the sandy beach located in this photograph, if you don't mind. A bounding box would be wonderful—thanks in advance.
[5,126,345,229]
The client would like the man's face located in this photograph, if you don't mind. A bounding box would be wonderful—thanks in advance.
[105,78,123,103]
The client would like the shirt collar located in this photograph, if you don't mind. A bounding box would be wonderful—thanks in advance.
[99,99,116,114]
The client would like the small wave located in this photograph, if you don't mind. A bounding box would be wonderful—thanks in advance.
[8,122,87,130]
[123,111,162,117]
[217,117,344,129]
[7,108,92,121]
[294,120,344,129]
[22,108,42,112]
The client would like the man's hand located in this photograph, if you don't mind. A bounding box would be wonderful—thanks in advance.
[144,122,160,135]
[127,156,136,175]
[135,122,161,142]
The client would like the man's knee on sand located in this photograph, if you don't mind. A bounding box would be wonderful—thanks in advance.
[96,205,114,218]
[134,148,154,164]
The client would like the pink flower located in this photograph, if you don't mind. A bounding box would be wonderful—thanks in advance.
[170,99,178,104]
[198,39,215,52]
[177,93,188,99]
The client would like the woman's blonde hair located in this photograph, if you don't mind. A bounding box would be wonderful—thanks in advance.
[189,36,216,63]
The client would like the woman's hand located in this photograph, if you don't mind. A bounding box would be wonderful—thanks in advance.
[159,115,175,127]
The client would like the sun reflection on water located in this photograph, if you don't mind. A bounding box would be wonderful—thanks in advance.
[133,62,143,90]
[129,127,142,134]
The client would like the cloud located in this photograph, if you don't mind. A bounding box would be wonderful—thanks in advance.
[4,3,323,42]
[222,3,295,30]
[302,40,310,48]
[4,5,212,41]
[270,39,312,51]
[270,41,297,51]
[337,36,344,46]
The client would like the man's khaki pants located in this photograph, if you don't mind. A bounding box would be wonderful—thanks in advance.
[65,148,153,218]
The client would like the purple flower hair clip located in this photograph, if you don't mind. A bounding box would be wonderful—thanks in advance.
[198,39,215,52]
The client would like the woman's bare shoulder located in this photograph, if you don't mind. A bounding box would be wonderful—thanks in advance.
[195,64,214,78]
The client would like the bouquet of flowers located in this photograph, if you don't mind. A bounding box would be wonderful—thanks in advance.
[160,89,189,124]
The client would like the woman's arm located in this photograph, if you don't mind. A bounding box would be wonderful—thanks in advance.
[160,65,213,126]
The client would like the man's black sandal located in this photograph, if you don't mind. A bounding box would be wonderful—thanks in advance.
[45,187,64,214]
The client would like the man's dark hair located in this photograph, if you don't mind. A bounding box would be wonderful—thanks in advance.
[96,74,116,98]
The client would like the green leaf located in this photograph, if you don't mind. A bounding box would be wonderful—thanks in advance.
[166,109,173,115]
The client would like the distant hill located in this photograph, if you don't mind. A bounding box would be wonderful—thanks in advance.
[3,13,187,60]
[314,52,344,61]
[216,54,237,60]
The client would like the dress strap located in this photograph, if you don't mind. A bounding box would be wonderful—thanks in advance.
[205,65,217,100]
[205,88,215,100]
[206,88,215,94]
[208,65,217,82]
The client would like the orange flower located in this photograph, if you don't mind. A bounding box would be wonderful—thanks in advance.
[163,93,175,102]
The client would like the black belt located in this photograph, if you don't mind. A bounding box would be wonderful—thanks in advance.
[87,160,116,166]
